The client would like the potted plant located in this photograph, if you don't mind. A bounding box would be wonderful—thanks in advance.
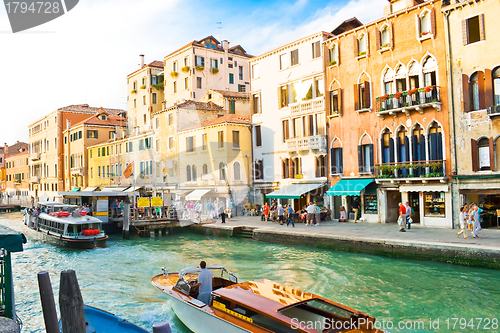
[131,89,136,94]
[408,88,418,95]
[381,43,391,49]
[210,67,219,74]
[181,66,190,73]
[195,65,204,71]
[376,94,390,102]
[358,51,366,56]
[394,92,403,99]
[140,84,146,89]
[152,82,164,90]
[420,31,430,37]
[170,71,178,78]
[329,60,337,66]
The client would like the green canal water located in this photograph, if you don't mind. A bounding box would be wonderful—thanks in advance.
[1,212,499,333]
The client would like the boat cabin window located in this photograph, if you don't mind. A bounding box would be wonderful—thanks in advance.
[279,299,356,333]
[40,219,65,235]
[212,296,297,333]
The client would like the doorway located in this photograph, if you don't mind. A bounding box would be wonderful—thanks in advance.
[409,192,420,224]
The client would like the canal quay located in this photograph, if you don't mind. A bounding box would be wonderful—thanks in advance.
[188,216,500,270]
[2,211,500,333]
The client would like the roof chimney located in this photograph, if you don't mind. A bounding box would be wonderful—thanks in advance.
[140,54,145,68]
[222,40,230,51]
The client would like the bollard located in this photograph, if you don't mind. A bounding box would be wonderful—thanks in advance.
[123,203,130,239]
[153,322,172,333]
[59,270,86,333]
[37,271,60,333]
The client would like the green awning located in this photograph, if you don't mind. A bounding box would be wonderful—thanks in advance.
[266,183,324,199]
[71,187,81,192]
[326,178,374,196]
[0,225,26,253]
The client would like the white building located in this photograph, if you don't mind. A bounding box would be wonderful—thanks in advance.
[250,32,332,208]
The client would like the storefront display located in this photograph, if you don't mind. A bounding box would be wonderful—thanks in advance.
[478,194,500,227]
[424,192,445,217]
[364,192,378,214]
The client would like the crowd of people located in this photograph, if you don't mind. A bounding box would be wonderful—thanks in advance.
[261,200,328,227]
[457,202,482,239]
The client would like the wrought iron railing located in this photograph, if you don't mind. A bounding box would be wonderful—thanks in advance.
[375,159,445,179]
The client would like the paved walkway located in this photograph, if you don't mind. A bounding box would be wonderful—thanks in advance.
[200,215,500,252]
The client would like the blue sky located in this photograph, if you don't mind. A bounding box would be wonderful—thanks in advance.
[0,0,386,144]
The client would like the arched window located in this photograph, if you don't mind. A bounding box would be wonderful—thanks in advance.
[422,57,437,87]
[470,72,480,111]
[282,158,290,179]
[477,138,491,171]
[186,165,191,182]
[330,138,343,175]
[428,122,443,174]
[358,135,373,173]
[329,43,338,65]
[357,33,367,56]
[219,162,226,181]
[233,162,241,181]
[408,61,420,90]
[420,11,431,36]
[383,68,393,95]
[395,65,407,92]
[397,127,409,177]
[381,129,394,164]
[192,165,197,181]
[412,124,426,176]
[493,67,500,106]
[202,164,208,175]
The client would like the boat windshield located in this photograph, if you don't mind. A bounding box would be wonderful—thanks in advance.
[279,299,357,332]
[175,265,237,296]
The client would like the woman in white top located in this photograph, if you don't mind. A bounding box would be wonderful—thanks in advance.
[457,204,468,239]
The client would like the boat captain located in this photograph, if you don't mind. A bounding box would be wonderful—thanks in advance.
[197,261,213,304]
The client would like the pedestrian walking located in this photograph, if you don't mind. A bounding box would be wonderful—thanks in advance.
[263,202,270,224]
[457,204,468,239]
[286,204,295,227]
[404,201,412,229]
[397,202,406,232]
[470,203,481,238]
[314,203,320,226]
[306,202,315,226]
[352,197,360,223]
[220,210,226,224]
[277,204,284,225]
[270,200,277,222]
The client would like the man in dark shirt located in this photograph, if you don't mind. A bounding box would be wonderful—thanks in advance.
[352,198,360,223]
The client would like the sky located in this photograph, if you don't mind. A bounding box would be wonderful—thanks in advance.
[0,0,386,145]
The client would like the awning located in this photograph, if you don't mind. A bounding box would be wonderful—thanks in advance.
[266,183,324,199]
[82,186,99,192]
[100,186,130,192]
[400,185,448,193]
[70,188,81,192]
[326,179,374,196]
[124,186,143,193]
[186,189,211,201]
[0,225,26,253]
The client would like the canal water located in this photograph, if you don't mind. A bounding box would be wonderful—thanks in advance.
[1,212,499,333]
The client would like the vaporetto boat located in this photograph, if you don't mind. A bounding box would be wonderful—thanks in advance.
[152,265,385,333]
[23,202,108,249]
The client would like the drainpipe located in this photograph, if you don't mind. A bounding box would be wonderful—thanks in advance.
[445,9,458,229]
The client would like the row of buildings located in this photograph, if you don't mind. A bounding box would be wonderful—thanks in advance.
[3,0,499,228]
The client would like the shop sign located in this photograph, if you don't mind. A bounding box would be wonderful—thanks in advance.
[137,197,150,208]
[151,197,163,207]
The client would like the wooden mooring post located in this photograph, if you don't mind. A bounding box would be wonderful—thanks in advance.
[59,269,86,333]
[123,203,130,239]
[37,271,59,333]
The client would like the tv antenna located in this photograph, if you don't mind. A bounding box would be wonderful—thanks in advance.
[216,21,223,41]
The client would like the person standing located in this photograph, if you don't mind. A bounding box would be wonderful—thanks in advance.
[352,197,360,223]
[398,202,406,232]
[197,261,213,304]
[286,204,295,227]
[220,210,226,224]
[270,200,277,222]
[470,203,481,238]
[306,202,315,226]
[277,204,284,225]
[457,204,468,239]
[404,201,412,229]
[263,202,270,224]
[314,203,320,226]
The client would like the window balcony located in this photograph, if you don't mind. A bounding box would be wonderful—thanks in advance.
[30,176,40,183]
[374,159,446,183]
[287,134,327,153]
[289,97,324,116]
[487,105,500,117]
[375,86,441,119]
[30,153,41,161]
[71,167,85,176]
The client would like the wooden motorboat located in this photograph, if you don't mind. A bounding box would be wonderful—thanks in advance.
[23,202,108,249]
[152,265,384,333]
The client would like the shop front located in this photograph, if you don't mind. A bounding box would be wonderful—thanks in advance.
[266,183,327,211]
[326,178,376,223]
[399,184,451,228]
[459,187,500,228]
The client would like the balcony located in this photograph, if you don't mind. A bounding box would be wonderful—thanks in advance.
[30,153,41,161]
[289,97,325,116]
[71,167,85,176]
[487,105,500,117]
[287,135,327,153]
[375,86,441,119]
[374,159,446,183]
[30,176,40,183]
